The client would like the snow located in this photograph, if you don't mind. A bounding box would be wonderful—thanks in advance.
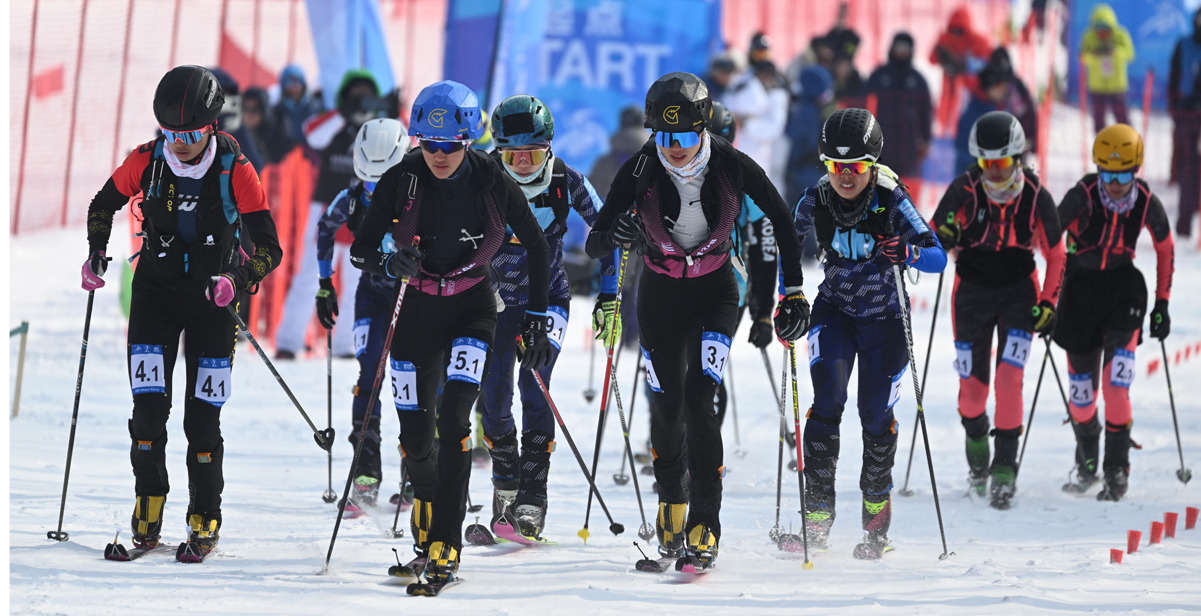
[8,106,1201,614]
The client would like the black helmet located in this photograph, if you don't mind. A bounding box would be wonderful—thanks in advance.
[710,101,736,143]
[154,65,225,131]
[968,110,1026,160]
[644,72,711,132]
[819,107,883,161]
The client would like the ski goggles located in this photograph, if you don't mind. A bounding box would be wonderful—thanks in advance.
[824,159,875,175]
[161,125,210,145]
[977,156,1016,170]
[1098,169,1136,185]
[656,130,702,149]
[418,139,468,155]
[499,147,550,167]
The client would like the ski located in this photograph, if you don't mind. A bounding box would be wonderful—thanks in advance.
[465,521,495,546]
[388,556,427,579]
[1062,477,1100,494]
[175,541,215,563]
[104,541,165,562]
[852,542,893,560]
[675,556,714,574]
[406,577,463,596]
[634,556,677,573]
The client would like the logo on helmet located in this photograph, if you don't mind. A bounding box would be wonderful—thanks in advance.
[664,105,680,125]
[429,109,447,129]
[863,115,875,144]
[205,79,217,108]
[837,146,850,156]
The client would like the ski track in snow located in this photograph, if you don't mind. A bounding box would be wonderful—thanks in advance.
[8,105,1201,615]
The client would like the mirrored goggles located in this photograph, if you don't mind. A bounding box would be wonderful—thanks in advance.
[499,147,550,167]
[419,139,467,155]
[1098,169,1135,185]
[977,157,1015,170]
[656,130,702,149]
[161,125,210,145]
[824,159,875,175]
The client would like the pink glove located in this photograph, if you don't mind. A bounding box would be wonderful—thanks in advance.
[205,274,236,307]
[81,251,108,291]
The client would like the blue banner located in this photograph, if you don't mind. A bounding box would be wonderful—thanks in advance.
[306,0,396,110]
[1066,0,1197,109]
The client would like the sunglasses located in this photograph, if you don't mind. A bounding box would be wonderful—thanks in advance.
[499,147,550,167]
[1098,169,1135,185]
[161,125,210,145]
[656,131,702,149]
[824,160,875,175]
[419,139,467,155]
[977,157,1015,170]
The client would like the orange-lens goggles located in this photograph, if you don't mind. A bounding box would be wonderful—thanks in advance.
[499,148,550,167]
[824,160,874,175]
[977,157,1015,170]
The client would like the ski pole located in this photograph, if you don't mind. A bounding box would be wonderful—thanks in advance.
[583,334,597,403]
[390,460,408,538]
[323,330,337,503]
[893,265,953,560]
[728,354,743,456]
[614,364,642,486]
[1160,340,1193,484]
[47,290,97,542]
[227,305,334,451]
[899,270,944,497]
[605,345,654,541]
[763,347,788,544]
[1015,336,1053,474]
[788,341,813,570]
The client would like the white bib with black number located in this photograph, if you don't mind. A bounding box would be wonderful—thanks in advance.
[700,331,732,383]
[807,324,822,367]
[353,318,371,357]
[887,366,907,410]
[1001,329,1032,369]
[1069,372,1095,407]
[391,359,418,411]
[195,357,232,407]
[953,341,972,379]
[447,337,488,386]
[641,346,662,393]
[1109,348,1136,389]
[546,306,569,351]
[130,344,166,395]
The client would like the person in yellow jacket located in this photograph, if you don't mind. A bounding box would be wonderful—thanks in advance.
[1079,3,1135,133]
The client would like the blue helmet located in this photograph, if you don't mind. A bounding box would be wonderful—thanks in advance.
[409,80,485,141]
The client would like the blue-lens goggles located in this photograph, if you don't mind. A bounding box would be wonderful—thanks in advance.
[656,130,702,149]
[161,125,210,145]
[419,139,467,155]
[1098,169,1135,185]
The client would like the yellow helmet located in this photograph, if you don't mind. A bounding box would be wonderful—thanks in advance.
[1093,123,1143,171]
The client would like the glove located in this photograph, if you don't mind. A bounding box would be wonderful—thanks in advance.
[609,211,645,250]
[81,250,110,291]
[520,311,555,372]
[747,317,775,349]
[773,291,811,342]
[205,274,237,308]
[591,293,622,345]
[385,245,424,279]
[935,214,962,249]
[876,236,911,265]
[1149,299,1170,340]
[316,277,338,329]
[1031,300,1056,336]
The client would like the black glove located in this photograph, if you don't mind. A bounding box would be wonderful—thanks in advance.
[935,213,962,249]
[1031,299,1056,336]
[385,245,424,279]
[520,311,555,372]
[1150,299,1170,340]
[774,291,811,341]
[747,317,775,349]
[609,211,645,250]
[876,236,911,265]
[315,277,338,329]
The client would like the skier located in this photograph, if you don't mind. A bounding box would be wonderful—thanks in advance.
[792,108,946,558]
[1055,124,1174,501]
[585,71,810,571]
[931,111,1065,508]
[479,94,615,541]
[79,65,282,559]
[348,81,553,585]
[312,118,410,513]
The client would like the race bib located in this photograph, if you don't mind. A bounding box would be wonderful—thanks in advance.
[446,337,488,386]
[1109,349,1136,389]
[130,344,166,395]
[887,366,907,410]
[195,357,232,407]
[1069,372,1095,407]
[700,331,732,383]
[953,341,972,379]
[1001,329,1032,369]
[390,359,418,410]
[546,306,568,351]
[807,325,822,367]
[641,346,662,393]
[353,318,371,357]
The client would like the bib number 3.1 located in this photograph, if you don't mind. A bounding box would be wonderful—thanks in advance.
[700,331,732,384]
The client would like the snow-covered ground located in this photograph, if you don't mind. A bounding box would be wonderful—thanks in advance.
[8,106,1201,614]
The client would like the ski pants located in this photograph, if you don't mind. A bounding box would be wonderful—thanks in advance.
[126,268,238,521]
[348,274,397,481]
[638,262,739,540]
[275,200,360,356]
[479,298,564,439]
[391,282,497,550]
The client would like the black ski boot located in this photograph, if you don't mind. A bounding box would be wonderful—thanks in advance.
[853,493,891,560]
[1098,422,1132,501]
[803,431,840,550]
[961,414,991,496]
[131,495,165,549]
[1063,415,1101,493]
[515,430,552,538]
[988,427,1021,510]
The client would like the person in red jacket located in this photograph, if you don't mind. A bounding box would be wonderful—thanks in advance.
[930,7,995,136]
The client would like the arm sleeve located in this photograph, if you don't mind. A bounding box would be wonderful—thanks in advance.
[317,189,352,278]
[87,144,153,253]
[738,149,805,288]
[505,179,550,314]
[745,213,778,321]
[1145,193,1175,301]
[1057,183,1090,247]
[350,167,401,277]
[585,155,639,259]
[1033,186,1066,305]
[1115,30,1135,63]
[570,170,618,294]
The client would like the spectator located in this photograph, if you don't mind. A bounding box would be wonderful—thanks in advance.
[866,32,933,181]
[240,87,287,166]
[1080,3,1135,134]
[749,32,772,65]
[703,53,738,106]
[209,67,265,172]
[726,60,790,190]
[273,64,323,157]
[589,105,648,198]
[831,53,865,109]
[930,7,994,136]
[953,52,1038,175]
[1168,7,1201,237]
[783,49,835,262]
[823,2,861,62]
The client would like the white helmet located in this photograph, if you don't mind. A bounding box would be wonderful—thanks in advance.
[353,118,410,182]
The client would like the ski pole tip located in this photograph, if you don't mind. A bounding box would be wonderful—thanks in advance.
[802,560,814,570]
[577,527,591,543]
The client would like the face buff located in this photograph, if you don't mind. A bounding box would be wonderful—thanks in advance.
[982,166,1026,205]
[162,137,217,180]
[504,151,555,201]
[657,131,712,186]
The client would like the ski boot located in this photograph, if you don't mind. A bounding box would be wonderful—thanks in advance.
[656,502,686,559]
[677,523,718,572]
[410,497,432,555]
[853,493,891,560]
[350,475,380,509]
[130,495,165,549]
[962,414,991,496]
[1063,415,1101,493]
[423,540,460,584]
[513,496,546,540]
[1097,422,1131,502]
[988,428,1020,509]
[177,514,220,561]
[803,506,834,551]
